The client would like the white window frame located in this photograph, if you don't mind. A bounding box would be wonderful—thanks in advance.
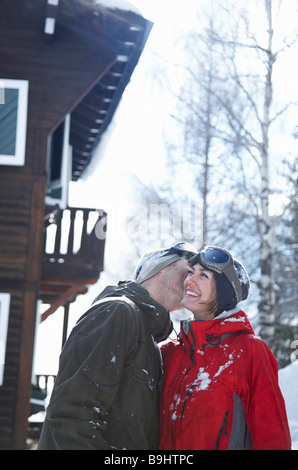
[0,79,29,166]
[45,113,72,209]
[0,293,11,386]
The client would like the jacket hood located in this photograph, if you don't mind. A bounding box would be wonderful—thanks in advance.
[180,310,254,364]
[92,280,173,343]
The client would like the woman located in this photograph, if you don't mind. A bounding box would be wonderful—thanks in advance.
[159,246,291,450]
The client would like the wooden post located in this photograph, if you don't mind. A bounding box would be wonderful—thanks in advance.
[13,180,46,449]
[61,303,70,348]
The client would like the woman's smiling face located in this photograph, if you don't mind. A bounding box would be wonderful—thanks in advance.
[181,264,215,320]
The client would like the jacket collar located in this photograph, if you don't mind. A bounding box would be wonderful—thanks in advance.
[180,310,254,364]
[93,280,173,343]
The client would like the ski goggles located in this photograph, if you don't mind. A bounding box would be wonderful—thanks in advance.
[189,246,243,302]
[160,242,198,260]
[134,242,198,284]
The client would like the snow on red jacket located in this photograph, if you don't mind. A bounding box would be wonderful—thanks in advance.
[159,310,291,450]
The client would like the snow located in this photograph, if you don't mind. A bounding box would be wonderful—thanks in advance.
[279,362,298,450]
[213,355,234,379]
[222,316,246,323]
[193,368,211,392]
[94,0,142,15]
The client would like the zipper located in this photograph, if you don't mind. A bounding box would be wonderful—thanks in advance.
[215,411,229,450]
[179,386,193,419]
[179,369,204,419]
[179,369,206,419]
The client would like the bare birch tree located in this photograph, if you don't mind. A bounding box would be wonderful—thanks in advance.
[208,0,298,344]
[161,0,298,346]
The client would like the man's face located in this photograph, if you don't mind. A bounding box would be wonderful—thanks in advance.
[161,259,191,311]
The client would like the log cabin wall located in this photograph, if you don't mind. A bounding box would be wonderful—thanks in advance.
[0,0,152,449]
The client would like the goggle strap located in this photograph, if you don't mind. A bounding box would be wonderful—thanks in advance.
[223,264,242,303]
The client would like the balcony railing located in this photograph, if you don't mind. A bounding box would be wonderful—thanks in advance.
[42,207,106,281]
[39,207,106,320]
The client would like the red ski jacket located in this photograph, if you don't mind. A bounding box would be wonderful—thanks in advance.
[159,310,291,450]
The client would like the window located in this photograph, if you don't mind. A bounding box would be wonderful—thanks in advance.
[0,293,11,386]
[0,79,29,166]
[46,114,72,209]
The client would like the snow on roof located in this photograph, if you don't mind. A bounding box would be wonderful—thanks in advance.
[94,0,142,15]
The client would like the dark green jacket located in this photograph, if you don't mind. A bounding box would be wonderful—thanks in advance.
[38,281,172,450]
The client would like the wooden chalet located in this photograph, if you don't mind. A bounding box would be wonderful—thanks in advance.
[0,0,152,449]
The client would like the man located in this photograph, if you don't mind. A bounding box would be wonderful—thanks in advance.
[38,242,197,450]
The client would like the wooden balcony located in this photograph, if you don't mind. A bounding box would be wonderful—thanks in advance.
[39,207,106,321]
